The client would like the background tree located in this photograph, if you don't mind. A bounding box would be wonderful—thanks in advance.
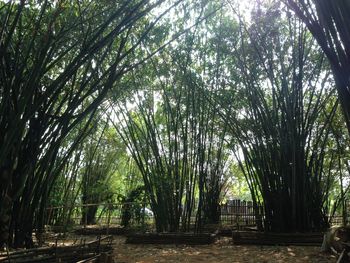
[80,123,120,225]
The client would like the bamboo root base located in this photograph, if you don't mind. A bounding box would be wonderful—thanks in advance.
[232,231,323,246]
[126,232,217,245]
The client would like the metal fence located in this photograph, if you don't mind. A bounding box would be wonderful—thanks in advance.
[45,200,265,230]
[220,200,263,227]
[45,202,149,227]
[45,199,347,231]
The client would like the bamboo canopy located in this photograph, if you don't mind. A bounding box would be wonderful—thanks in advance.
[286,0,350,134]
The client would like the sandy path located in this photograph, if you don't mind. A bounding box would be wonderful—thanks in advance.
[113,236,336,263]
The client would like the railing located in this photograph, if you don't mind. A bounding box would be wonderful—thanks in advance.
[45,200,347,232]
[45,200,266,231]
[220,200,264,228]
[329,215,350,226]
[45,202,151,228]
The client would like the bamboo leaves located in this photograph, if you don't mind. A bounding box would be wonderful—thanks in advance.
[285,0,350,134]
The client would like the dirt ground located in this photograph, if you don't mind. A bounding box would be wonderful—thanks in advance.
[113,236,336,263]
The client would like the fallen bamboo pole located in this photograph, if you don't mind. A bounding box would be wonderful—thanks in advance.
[0,236,113,263]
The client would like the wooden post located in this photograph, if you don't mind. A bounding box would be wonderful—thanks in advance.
[55,237,58,263]
[6,243,11,263]
[107,204,111,235]
[84,205,87,228]
[98,236,101,254]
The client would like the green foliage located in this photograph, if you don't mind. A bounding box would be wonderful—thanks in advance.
[119,186,146,227]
